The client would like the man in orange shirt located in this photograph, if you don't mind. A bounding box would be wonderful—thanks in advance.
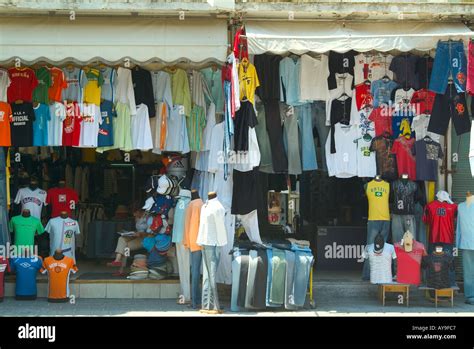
[41,249,78,303]
[0,102,12,146]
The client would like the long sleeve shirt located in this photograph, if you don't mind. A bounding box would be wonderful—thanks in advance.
[196,197,227,247]
[115,67,136,115]
[456,201,474,250]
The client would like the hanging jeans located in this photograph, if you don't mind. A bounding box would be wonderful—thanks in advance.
[201,245,221,311]
[231,250,242,312]
[415,202,427,247]
[312,101,330,172]
[176,242,191,302]
[190,250,202,309]
[429,40,467,94]
[216,207,235,285]
[391,214,417,244]
[362,220,390,280]
[296,103,318,171]
[462,249,474,302]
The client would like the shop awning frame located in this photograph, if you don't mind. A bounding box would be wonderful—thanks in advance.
[246,21,474,54]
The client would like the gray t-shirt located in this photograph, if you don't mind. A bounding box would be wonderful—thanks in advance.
[62,67,87,102]
[99,67,117,102]
[45,217,81,261]
[363,243,396,284]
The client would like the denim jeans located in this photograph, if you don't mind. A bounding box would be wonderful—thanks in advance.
[230,250,242,312]
[201,245,221,311]
[293,250,314,307]
[245,250,259,309]
[269,248,287,305]
[362,220,390,280]
[190,250,202,309]
[296,103,318,171]
[284,250,297,310]
[391,214,416,244]
[429,40,467,94]
[415,202,427,247]
[265,248,279,307]
[462,249,474,302]
[428,243,456,287]
[312,101,329,172]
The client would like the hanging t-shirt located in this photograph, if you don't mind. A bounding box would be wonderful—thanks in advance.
[410,88,436,116]
[151,71,173,107]
[48,67,68,103]
[97,100,115,147]
[0,68,11,102]
[411,114,440,142]
[354,53,394,85]
[254,54,282,102]
[10,257,43,297]
[391,137,416,181]
[362,243,396,284]
[14,187,47,219]
[395,241,426,286]
[32,103,50,146]
[83,67,104,106]
[238,60,260,106]
[393,88,415,112]
[423,200,458,244]
[391,179,418,215]
[7,67,38,103]
[366,179,390,221]
[10,102,35,147]
[48,102,67,146]
[170,69,191,117]
[329,97,352,153]
[41,255,78,300]
[62,67,86,103]
[332,123,358,178]
[299,54,330,102]
[45,217,81,261]
[0,257,9,299]
[99,66,117,102]
[391,109,414,139]
[32,67,52,104]
[413,137,443,181]
[371,79,398,108]
[46,187,79,218]
[8,215,44,247]
[354,83,374,111]
[164,105,190,153]
[132,66,156,118]
[132,104,154,150]
[326,73,353,124]
[79,103,102,147]
[62,102,82,146]
[416,56,434,90]
[234,101,258,152]
[328,50,356,90]
[279,57,302,106]
[389,54,420,89]
[369,135,398,180]
[356,133,377,178]
[0,102,12,146]
[368,106,393,137]
[201,67,225,113]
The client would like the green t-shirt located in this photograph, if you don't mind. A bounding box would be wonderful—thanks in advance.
[9,215,45,247]
[32,67,52,104]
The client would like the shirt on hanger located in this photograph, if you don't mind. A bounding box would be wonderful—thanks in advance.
[391,136,416,181]
[300,54,330,102]
[369,135,398,181]
[132,66,155,118]
[325,73,353,124]
[332,123,358,178]
[48,102,67,146]
[132,104,154,150]
[329,97,352,153]
[410,88,436,116]
[279,57,302,106]
[354,53,394,85]
[170,68,192,117]
[356,132,377,178]
[0,68,11,102]
[370,79,398,108]
[354,83,374,111]
[48,67,68,103]
[62,102,82,147]
[423,200,457,244]
[238,60,260,106]
[328,50,356,90]
[8,67,38,103]
[234,101,258,152]
[99,66,117,102]
[164,105,190,153]
[413,137,443,181]
[14,187,47,219]
[0,102,12,146]
[368,106,393,137]
[83,67,104,106]
[411,114,440,142]
[79,103,102,147]
[62,67,86,103]
[32,67,52,104]
[393,88,415,112]
[151,71,173,107]
[11,102,35,147]
[115,67,137,115]
[391,109,414,139]
[389,54,420,89]
[97,100,115,147]
[32,103,50,146]
[201,67,225,113]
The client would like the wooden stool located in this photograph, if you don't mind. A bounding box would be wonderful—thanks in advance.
[378,284,410,307]
[419,287,454,308]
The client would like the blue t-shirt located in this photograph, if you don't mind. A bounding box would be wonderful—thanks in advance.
[33,103,51,146]
[98,100,116,147]
[10,257,42,296]
[392,109,414,139]
[371,79,398,108]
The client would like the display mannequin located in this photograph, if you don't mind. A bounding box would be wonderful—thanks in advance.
[10,248,43,301]
[391,174,419,243]
[183,188,204,309]
[362,233,396,284]
[423,245,453,290]
[456,191,474,304]
[9,209,44,249]
[46,180,79,218]
[42,248,78,303]
[394,231,427,286]
[14,179,47,219]
[196,191,227,313]
[45,210,81,262]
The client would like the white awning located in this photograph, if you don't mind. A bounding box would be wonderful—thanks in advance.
[0,16,228,64]
[246,21,474,54]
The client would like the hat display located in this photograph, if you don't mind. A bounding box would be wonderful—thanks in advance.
[142,197,155,211]
[436,190,454,204]
[402,231,414,253]
[157,175,173,195]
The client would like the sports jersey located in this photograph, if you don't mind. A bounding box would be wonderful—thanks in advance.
[62,67,86,102]
[395,241,426,286]
[79,103,102,147]
[366,180,390,221]
[0,68,11,102]
[7,67,38,103]
[32,103,50,146]
[83,67,104,106]
[8,215,44,247]
[10,256,43,297]
[48,67,68,103]
[45,217,80,261]
[356,133,377,178]
[32,67,52,104]
[48,102,67,146]
[14,187,47,219]
[62,102,82,146]
[0,102,12,146]
[10,102,35,147]
[0,257,9,298]
[97,100,115,147]
[46,187,79,218]
[41,255,78,300]
[423,200,458,244]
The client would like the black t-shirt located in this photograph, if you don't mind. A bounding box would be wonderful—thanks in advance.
[413,137,443,181]
[391,179,419,215]
[369,135,399,181]
[254,54,282,101]
[234,101,258,152]
[389,54,420,89]
[416,56,434,90]
[423,253,454,289]
[329,97,352,154]
[11,102,35,147]
[132,67,156,118]
[328,50,356,90]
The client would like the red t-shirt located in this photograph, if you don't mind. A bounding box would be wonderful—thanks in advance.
[354,83,374,110]
[391,136,416,180]
[369,106,393,137]
[62,102,82,146]
[0,257,10,298]
[46,187,79,218]
[423,200,458,244]
[410,88,435,116]
[395,241,427,286]
[7,67,39,103]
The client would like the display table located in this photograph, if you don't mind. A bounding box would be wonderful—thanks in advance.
[378,284,410,307]
[419,287,454,308]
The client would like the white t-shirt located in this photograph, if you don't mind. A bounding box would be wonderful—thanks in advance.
[14,187,47,219]
[48,102,66,146]
[0,69,11,102]
[132,104,154,150]
[164,105,190,154]
[299,54,330,102]
[325,73,354,125]
[354,53,394,85]
[208,122,225,174]
[232,127,261,172]
[393,88,415,112]
[79,103,102,147]
[363,243,397,284]
[356,132,377,178]
[330,123,358,178]
[45,217,80,262]
[411,114,440,143]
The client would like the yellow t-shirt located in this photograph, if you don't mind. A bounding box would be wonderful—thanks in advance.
[238,61,260,105]
[366,180,390,221]
[83,68,104,106]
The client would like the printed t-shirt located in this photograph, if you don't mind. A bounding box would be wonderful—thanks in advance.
[366,180,390,221]
[41,256,78,300]
[14,187,47,219]
[7,67,38,103]
[48,67,68,103]
[32,67,52,104]
[10,102,35,147]
[46,187,79,218]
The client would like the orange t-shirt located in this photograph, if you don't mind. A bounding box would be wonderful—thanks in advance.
[41,255,78,300]
[183,198,204,252]
[48,67,68,103]
[0,102,12,146]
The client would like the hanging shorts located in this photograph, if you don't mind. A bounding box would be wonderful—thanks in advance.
[428,84,471,136]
